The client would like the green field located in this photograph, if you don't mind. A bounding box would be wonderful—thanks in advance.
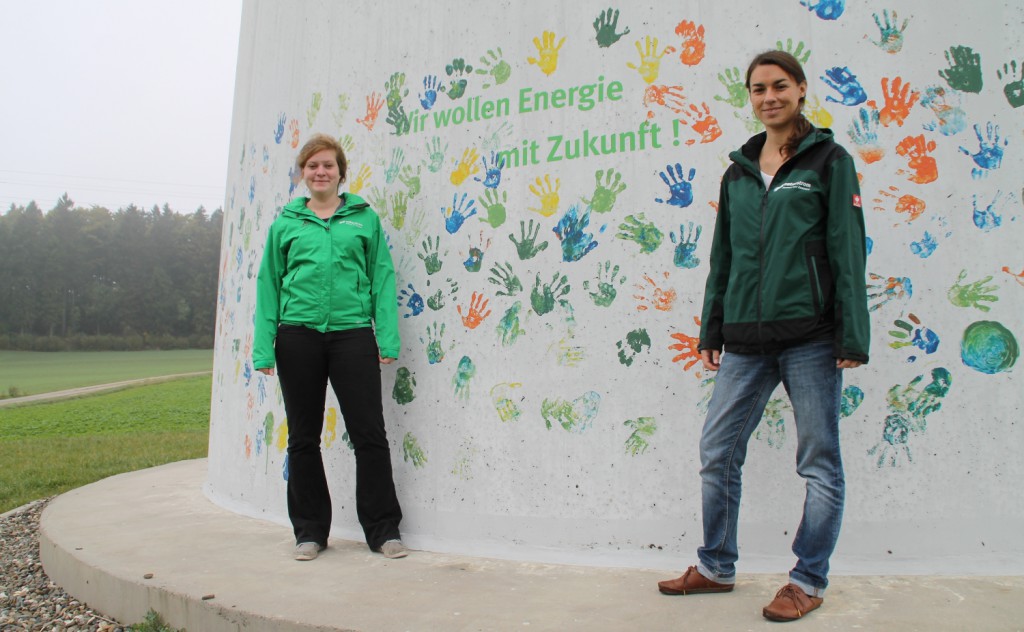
[0,375,211,513]
[0,349,212,396]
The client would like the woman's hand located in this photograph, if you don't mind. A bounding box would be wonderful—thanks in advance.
[836,358,862,369]
[700,349,721,371]
[257,367,275,376]
[379,356,395,365]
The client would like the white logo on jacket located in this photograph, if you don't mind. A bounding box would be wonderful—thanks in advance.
[337,219,364,228]
[773,181,813,192]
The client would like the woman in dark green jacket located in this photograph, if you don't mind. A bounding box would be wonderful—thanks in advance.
[254,134,406,561]
[658,51,869,622]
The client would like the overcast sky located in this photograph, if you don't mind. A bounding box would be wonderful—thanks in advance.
[0,0,243,214]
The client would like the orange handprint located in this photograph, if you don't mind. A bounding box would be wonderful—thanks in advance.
[634,271,677,312]
[674,20,706,66]
[643,84,687,118]
[669,331,702,371]
[356,92,385,131]
[1002,266,1024,287]
[873,186,926,223]
[878,77,920,127]
[895,135,938,184]
[457,291,493,329]
[679,102,722,145]
[288,119,300,149]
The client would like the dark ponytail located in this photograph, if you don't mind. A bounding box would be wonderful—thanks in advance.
[745,50,812,159]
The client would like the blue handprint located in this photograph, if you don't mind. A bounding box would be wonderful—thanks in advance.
[800,0,845,20]
[553,203,600,262]
[821,67,868,106]
[670,222,702,268]
[959,122,1008,179]
[398,283,425,318]
[442,192,478,234]
[419,75,442,110]
[655,164,696,207]
[847,107,880,146]
[474,152,506,189]
[274,113,286,144]
[909,232,938,258]
[972,192,1004,232]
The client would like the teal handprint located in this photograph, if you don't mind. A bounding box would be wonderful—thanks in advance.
[624,417,656,455]
[488,261,523,296]
[938,45,983,93]
[384,148,405,184]
[617,214,664,254]
[714,67,748,108]
[475,48,511,88]
[420,322,447,364]
[509,219,549,260]
[418,235,446,275]
[582,169,627,214]
[947,269,998,311]
[496,301,526,346]
[670,222,702,268]
[425,136,448,173]
[452,356,476,400]
[868,10,908,54]
[583,261,625,307]
[755,398,791,448]
[531,272,570,316]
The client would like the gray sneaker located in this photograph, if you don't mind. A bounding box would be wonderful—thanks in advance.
[378,539,409,559]
[294,542,324,561]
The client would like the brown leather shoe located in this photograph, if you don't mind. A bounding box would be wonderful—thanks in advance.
[658,566,734,595]
[762,583,824,621]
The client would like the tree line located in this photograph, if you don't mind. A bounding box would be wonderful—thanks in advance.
[0,194,223,351]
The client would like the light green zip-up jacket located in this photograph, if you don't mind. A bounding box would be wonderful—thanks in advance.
[253,193,399,369]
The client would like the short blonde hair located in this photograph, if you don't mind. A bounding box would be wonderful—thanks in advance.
[296,133,348,183]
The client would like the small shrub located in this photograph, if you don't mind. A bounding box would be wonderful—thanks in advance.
[130,609,184,632]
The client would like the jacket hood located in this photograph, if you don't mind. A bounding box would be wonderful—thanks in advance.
[281,193,371,219]
[731,126,835,172]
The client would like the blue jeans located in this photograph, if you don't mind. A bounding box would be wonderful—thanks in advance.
[696,341,844,597]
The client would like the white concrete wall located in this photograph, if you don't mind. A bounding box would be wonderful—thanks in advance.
[206,0,1024,572]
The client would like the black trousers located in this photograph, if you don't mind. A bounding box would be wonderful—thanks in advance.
[274,325,402,550]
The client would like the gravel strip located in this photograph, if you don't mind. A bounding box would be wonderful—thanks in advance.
[1,498,128,631]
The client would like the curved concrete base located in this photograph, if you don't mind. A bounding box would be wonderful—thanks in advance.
[39,460,1024,631]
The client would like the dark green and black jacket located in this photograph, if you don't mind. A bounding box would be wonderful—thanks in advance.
[699,128,870,362]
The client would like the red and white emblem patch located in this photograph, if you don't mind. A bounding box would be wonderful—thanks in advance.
[852,194,862,208]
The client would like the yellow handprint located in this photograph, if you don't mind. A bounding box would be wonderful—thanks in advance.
[323,407,337,448]
[348,164,371,194]
[275,418,289,452]
[450,147,481,186]
[626,36,676,84]
[527,30,566,76]
[528,174,561,217]
[804,95,833,128]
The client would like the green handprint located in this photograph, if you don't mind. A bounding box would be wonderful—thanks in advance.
[418,235,445,275]
[997,60,1024,108]
[488,261,523,296]
[402,431,427,468]
[475,48,511,88]
[426,277,459,311]
[541,391,600,432]
[496,301,526,346]
[616,214,664,254]
[426,136,448,173]
[452,355,476,400]
[908,368,952,418]
[583,260,626,307]
[509,219,550,260]
[331,93,351,128]
[385,72,409,110]
[531,272,570,316]
[582,169,627,214]
[593,8,631,48]
[948,269,998,311]
[775,38,811,63]
[624,417,656,456]
[341,431,355,451]
[551,337,585,367]
[389,191,408,230]
[404,208,427,247]
[307,91,323,127]
[399,164,422,197]
[338,133,355,154]
[385,104,411,136]
[616,328,651,367]
[392,367,416,405]
[367,186,388,216]
[445,58,473,99]
[839,386,864,418]
[714,67,748,108]
[939,45,983,93]
[479,188,509,228]
[420,322,447,364]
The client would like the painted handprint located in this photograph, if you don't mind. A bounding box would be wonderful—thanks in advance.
[356,92,385,131]
[419,75,443,110]
[398,283,424,318]
[418,235,446,275]
[867,273,913,312]
[273,113,286,144]
[847,107,884,163]
[450,147,481,186]
[541,391,601,433]
[452,356,476,400]
[348,164,371,194]
[478,189,508,228]
[821,67,867,106]
[755,398,792,449]
[643,84,688,114]
[873,186,925,223]
[403,208,427,247]
[624,417,656,456]
[531,272,570,316]
[909,232,938,258]
[919,85,966,136]
[669,326,701,371]
[554,204,600,262]
[877,76,919,127]
[840,386,864,419]
[678,102,722,145]
[674,20,706,66]
[938,45,983,93]
[776,38,811,63]
[399,164,422,198]
[496,302,526,346]
[402,432,427,468]
[948,270,998,311]
[959,123,1007,179]
[384,72,408,111]
[895,135,938,184]
[800,0,845,20]
[392,367,416,405]
[635,272,677,312]
[488,261,523,296]
[997,60,1024,108]
[384,148,404,184]
[442,192,478,234]
[616,328,651,367]
[490,382,524,423]
[803,96,833,128]
[549,337,585,367]
[972,192,1004,232]
[888,313,940,357]
[338,133,355,155]
[426,136,448,173]
[583,261,625,307]
[655,164,696,207]
[426,277,459,311]
[583,168,627,214]
[868,368,952,467]
[509,219,549,260]
[445,58,473,99]
[626,36,675,84]
[594,8,630,48]
[420,322,448,364]
[287,119,300,148]
[528,30,566,76]
[1002,267,1024,287]
[462,231,491,272]
[474,151,505,189]
[714,67,748,108]
[528,174,561,217]
[868,9,908,54]
[475,48,511,88]
[458,292,492,329]
[616,214,664,254]
[481,121,514,154]
[331,93,351,128]
[671,222,702,268]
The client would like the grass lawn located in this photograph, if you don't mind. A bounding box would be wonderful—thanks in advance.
[0,349,212,396]
[0,375,211,514]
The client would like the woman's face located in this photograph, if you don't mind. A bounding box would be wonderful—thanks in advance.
[748,64,806,130]
[302,148,341,196]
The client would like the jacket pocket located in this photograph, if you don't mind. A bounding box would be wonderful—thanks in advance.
[804,241,833,315]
